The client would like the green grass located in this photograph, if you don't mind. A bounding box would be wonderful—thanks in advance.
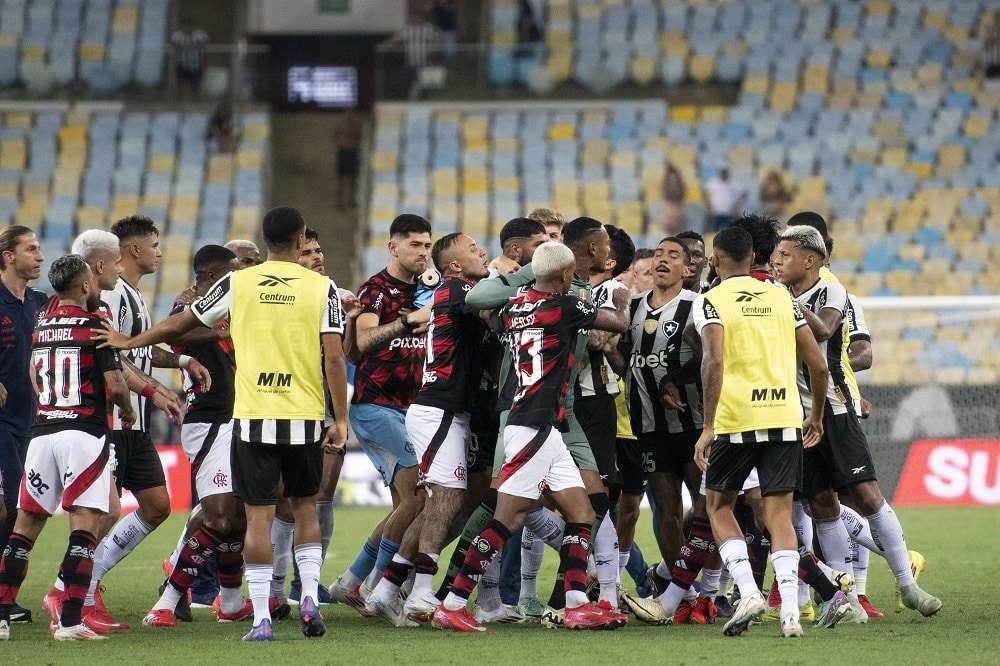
[4,506,998,665]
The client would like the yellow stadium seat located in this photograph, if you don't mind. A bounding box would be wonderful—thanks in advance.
[76,207,106,228]
[669,106,697,123]
[742,75,769,94]
[855,88,884,109]
[147,155,175,172]
[610,151,636,169]
[699,106,728,122]
[722,39,746,58]
[491,32,515,47]
[802,65,828,93]
[897,244,925,261]
[964,115,990,138]
[431,169,458,196]
[916,63,942,83]
[242,124,269,141]
[932,367,966,385]
[884,270,913,293]
[78,44,105,60]
[493,176,519,193]
[922,11,948,28]
[0,181,16,197]
[938,145,966,173]
[661,32,689,58]
[236,149,263,170]
[0,33,17,47]
[829,27,856,44]
[688,55,714,83]
[769,81,797,111]
[967,368,997,383]
[207,155,234,183]
[548,124,575,141]
[865,51,891,68]
[904,163,932,179]
[630,56,657,85]
[867,0,892,16]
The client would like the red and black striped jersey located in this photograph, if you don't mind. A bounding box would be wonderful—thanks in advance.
[352,270,426,408]
[412,277,485,414]
[170,304,236,424]
[492,289,597,432]
[31,303,122,438]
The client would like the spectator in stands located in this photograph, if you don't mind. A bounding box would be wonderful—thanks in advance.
[984,11,1000,78]
[333,108,363,208]
[527,207,564,241]
[384,10,442,100]
[515,0,543,59]
[208,102,235,154]
[431,0,459,59]
[660,163,686,234]
[704,164,744,232]
[760,169,791,219]
[171,16,208,101]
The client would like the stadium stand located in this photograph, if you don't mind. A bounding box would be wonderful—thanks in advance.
[0,0,168,95]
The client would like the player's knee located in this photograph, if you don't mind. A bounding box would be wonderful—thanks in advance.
[140,497,171,526]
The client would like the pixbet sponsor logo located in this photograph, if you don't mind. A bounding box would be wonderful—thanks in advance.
[895,439,1000,506]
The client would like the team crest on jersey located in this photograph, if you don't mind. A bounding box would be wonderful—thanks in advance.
[643,319,658,335]
[663,320,679,337]
[578,288,588,298]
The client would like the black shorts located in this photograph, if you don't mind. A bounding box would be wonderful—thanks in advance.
[574,394,618,487]
[232,439,323,506]
[636,429,699,479]
[337,148,360,177]
[615,437,649,495]
[111,429,166,494]
[802,411,878,498]
[705,433,803,497]
[468,387,499,475]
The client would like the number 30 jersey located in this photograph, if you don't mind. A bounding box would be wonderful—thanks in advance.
[491,288,597,432]
[31,303,123,438]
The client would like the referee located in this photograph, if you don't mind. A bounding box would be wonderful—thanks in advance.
[95,207,349,642]
[691,227,829,638]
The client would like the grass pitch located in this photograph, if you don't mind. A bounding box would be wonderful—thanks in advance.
[3,506,997,665]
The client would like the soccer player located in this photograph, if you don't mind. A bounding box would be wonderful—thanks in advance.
[770,225,942,618]
[676,231,710,292]
[616,237,702,596]
[487,217,549,277]
[95,206,350,641]
[432,242,630,633]
[224,239,262,269]
[143,245,253,627]
[528,207,564,242]
[327,215,432,621]
[630,248,655,295]
[379,233,490,620]
[692,226,831,638]
[0,225,47,625]
[0,255,134,641]
[572,224,634,609]
[84,216,210,633]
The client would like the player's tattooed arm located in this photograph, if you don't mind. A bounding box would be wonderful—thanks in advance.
[355,312,410,354]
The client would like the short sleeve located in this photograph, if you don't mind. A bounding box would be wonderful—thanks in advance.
[592,281,617,311]
[191,274,233,327]
[791,297,807,328]
[846,294,870,342]
[322,279,345,335]
[560,295,597,332]
[100,287,125,333]
[821,282,848,314]
[357,281,387,317]
[692,294,721,334]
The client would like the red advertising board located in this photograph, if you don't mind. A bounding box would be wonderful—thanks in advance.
[894,439,1000,506]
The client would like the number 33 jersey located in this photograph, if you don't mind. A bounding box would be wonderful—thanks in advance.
[31,303,123,438]
[491,288,597,432]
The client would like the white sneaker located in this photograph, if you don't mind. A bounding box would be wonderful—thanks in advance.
[621,592,672,626]
[403,590,440,621]
[844,595,869,624]
[54,622,109,641]
[473,604,527,624]
[0,619,9,640]
[900,584,942,617]
[723,593,767,636]
[328,575,379,618]
[368,593,419,627]
[518,596,543,621]
[780,614,803,638]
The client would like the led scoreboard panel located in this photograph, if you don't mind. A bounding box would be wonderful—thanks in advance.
[287,66,358,107]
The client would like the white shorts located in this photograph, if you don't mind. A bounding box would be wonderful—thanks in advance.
[405,404,470,491]
[19,431,111,515]
[497,425,584,500]
[699,466,761,496]
[182,421,235,499]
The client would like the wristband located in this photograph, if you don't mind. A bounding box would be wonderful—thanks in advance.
[400,314,417,330]
[141,384,157,399]
[178,354,192,369]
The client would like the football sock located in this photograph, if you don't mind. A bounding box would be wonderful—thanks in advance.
[700,568,722,598]
[373,553,412,602]
[865,500,916,587]
[520,529,545,601]
[814,516,855,574]
[523,507,565,550]
[718,538,758,601]
[88,510,154,605]
[246,563,272,625]
[840,504,878,552]
[437,502,496,599]
[560,523,593,609]
[771,550,800,620]
[154,526,224,611]
[854,546,870,596]
[170,503,203,567]
[269,517,295,599]
[367,536,401,589]
[294,543,322,603]
[655,559,672,580]
[625,541,648,587]
[618,548,630,581]
[345,539,379,588]
[410,553,439,598]
[444,520,510,611]
[60,531,96,627]
[218,533,246,612]
[316,500,335,561]
[0,533,34,622]
[718,568,732,599]
[477,552,503,611]
[595,512,619,604]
